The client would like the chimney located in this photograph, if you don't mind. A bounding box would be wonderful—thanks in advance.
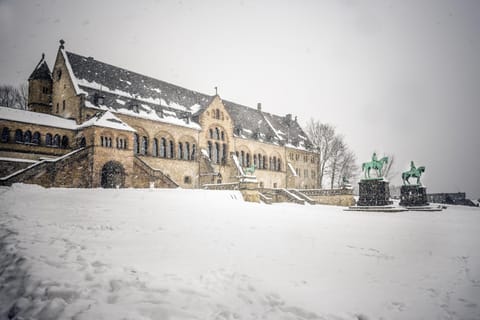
[257,102,262,111]
[286,114,292,123]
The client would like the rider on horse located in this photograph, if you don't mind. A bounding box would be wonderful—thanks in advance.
[410,161,416,173]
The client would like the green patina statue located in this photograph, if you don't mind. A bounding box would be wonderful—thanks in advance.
[362,152,389,179]
[402,161,425,185]
[244,164,256,176]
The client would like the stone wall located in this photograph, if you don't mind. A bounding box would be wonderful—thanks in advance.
[0,148,93,188]
[0,159,35,178]
[301,188,356,206]
[51,50,83,122]
[286,147,319,189]
[28,78,52,114]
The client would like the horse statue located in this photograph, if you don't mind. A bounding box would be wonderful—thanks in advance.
[402,165,425,185]
[244,164,256,176]
[362,155,389,179]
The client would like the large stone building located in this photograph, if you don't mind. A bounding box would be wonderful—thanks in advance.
[0,40,319,190]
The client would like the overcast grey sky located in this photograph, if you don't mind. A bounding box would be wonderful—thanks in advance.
[1,0,479,198]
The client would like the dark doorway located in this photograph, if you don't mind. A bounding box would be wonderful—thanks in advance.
[101,161,125,188]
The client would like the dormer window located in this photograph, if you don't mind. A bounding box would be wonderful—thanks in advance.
[129,104,139,113]
[93,93,105,106]
[235,127,242,136]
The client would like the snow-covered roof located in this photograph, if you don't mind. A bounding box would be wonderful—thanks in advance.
[77,111,136,132]
[0,106,77,130]
[61,49,313,149]
[223,100,312,150]
[66,50,214,112]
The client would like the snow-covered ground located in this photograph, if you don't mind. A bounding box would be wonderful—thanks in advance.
[1,184,479,320]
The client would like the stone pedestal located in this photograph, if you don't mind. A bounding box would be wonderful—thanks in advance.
[400,185,428,207]
[357,179,392,206]
[239,179,260,203]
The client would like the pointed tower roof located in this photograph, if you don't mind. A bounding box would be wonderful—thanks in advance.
[29,54,52,81]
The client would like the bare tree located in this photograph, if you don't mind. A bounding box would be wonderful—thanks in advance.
[0,83,28,109]
[382,154,398,181]
[327,135,345,189]
[0,85,17,108]
[17,83,28,110]
[306,120,336,188]
[336,149,358,187]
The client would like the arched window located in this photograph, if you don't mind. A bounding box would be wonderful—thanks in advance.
[53,134,61,147]
[222,143,227,163]
[221,131,225,141]
[80,137,86,147]
[209,129,214,139]
[277,158,281,171]
[160,138,166,157]
[253,154,257,167]
[215,109,220,119]
[61,136,69,148]
[207,141,212,159]
[263,156,267,169]
[215,128,220,140]
[240,151,245,167]
[185,142,190,160]
[191,144,196,160]
[273,157,277,171]
[215,142,220,164]
[46,133,52,146]
[24,131,32,144]
[169,140,174,158]
[15,129,23,143]
[32,132,40,145]
[133,133,139,154]
[141,136,148,155]
[153,138,158,157]
[178,142,183,160]
[246,153,251,167]
[1,127,10,143]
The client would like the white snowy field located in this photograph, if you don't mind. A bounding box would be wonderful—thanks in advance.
[1,185,479,320]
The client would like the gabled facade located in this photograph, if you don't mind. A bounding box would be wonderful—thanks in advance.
[0,40,319,189]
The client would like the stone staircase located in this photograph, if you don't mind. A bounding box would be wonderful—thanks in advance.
[288,189,317,205]
[258,192,273,204]
[0,147,90,187]
[260,188,305,205]
[133,156,179,188]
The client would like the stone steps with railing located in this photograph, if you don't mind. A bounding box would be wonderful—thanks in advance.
[260,188,305,205]
[0,147,89,187]
[288,189,317,205]
[133,156,179,188]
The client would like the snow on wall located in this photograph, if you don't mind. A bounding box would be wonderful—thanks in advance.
[0,107,77,130]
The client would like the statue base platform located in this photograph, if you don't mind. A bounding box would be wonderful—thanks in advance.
[404,205,444,212]
[345,205,407,212]
[399,185,428,207]
[357,179,392,206]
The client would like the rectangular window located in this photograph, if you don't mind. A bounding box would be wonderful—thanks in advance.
[62,100,66,111]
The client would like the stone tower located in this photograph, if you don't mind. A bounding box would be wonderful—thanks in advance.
[28,53,53,114]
